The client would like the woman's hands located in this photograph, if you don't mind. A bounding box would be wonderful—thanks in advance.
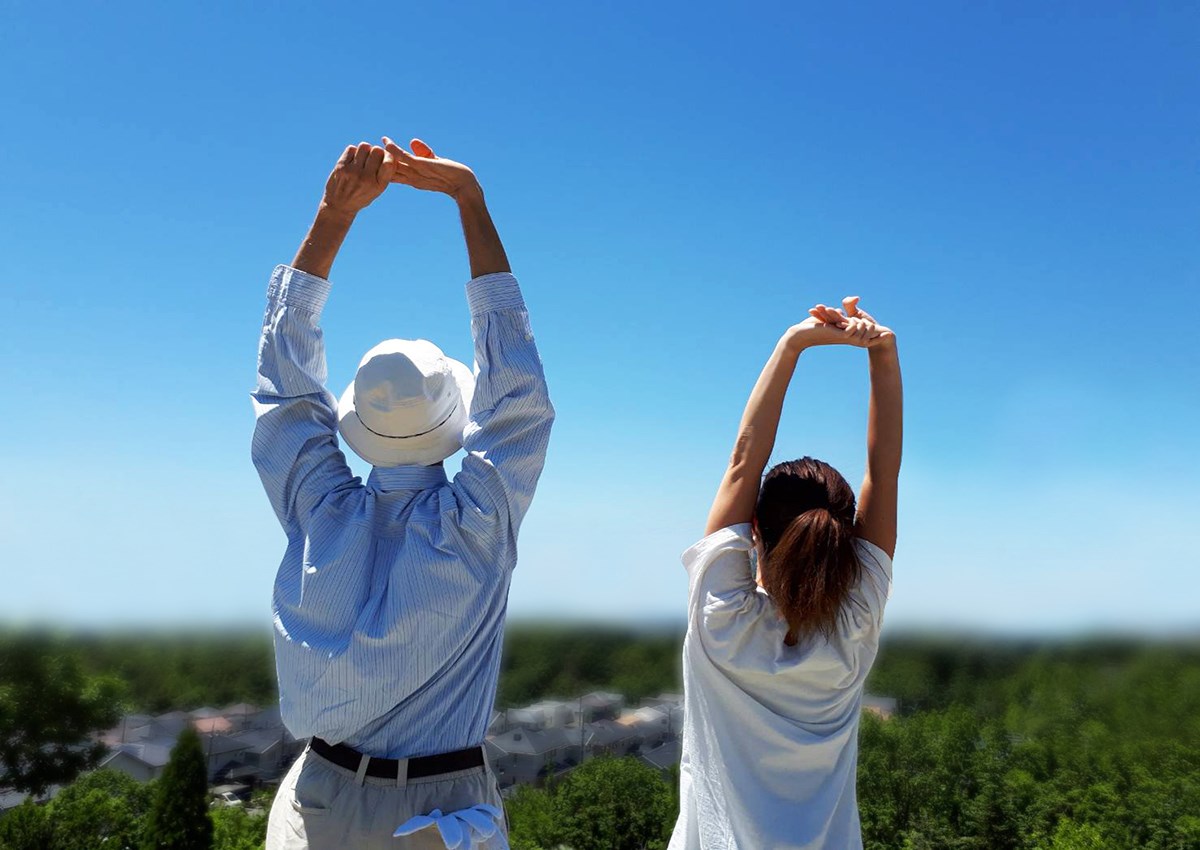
[784,296,895,353]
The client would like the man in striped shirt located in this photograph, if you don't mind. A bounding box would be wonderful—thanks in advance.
[252,138,554,849]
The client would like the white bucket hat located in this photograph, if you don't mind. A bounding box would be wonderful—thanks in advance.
[337,339,475,468]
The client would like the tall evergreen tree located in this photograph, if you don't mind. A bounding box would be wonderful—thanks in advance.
[141,728,213,850]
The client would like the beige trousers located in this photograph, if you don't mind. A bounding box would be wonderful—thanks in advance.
[266,746,507,850]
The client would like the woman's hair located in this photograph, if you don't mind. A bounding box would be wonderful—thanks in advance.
[755,457,861,641]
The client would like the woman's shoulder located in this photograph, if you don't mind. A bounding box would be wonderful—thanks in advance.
[854,537,893,583]
[682,523,754,571]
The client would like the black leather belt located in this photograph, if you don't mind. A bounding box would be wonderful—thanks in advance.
[310,737,485,780]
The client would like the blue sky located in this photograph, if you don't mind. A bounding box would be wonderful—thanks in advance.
[1,1,1196,633]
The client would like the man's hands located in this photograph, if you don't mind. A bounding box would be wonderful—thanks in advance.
[382,137,482,203]
[319,136,484,216]
[321,143,396,218]
[295,136,500,280]
[784,296,896,353]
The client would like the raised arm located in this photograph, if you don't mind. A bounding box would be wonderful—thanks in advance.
[705,309,880,535]
[855,317,903,559]
[250,144,394,530]
[384,137,554,543]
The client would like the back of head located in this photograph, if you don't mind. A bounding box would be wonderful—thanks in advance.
[756,457,861,642]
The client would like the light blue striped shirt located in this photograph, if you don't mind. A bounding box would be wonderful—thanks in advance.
[251,264,554,758]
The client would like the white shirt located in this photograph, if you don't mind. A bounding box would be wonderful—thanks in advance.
[669,524,893,850]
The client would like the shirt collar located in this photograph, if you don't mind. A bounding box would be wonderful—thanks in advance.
[368,465,448,492]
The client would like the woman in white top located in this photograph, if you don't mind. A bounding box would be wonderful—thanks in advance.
[669,297,903,850]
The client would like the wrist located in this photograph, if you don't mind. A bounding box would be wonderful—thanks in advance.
[317,199,360,225]
[780,331,808,356]
[869,337,900,360]
[781,326,816,355]
[452,178,485,208]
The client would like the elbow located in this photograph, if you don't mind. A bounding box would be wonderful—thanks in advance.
[250,429,273,473]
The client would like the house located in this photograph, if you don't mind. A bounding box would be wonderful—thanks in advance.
[641,695,683,714]
[246,705,284,731]
[98,713,154,747]
[99,737,177,782]
[201,735,253,782]
[486,727,577,788]
[640,739,681,778]
[584,720,641,758]
[505,700,574,731]
[231,728,305,779]
[0,788,31,815]
[149,711,192,739]
[0,785,60,815]
[221,703,261,732]
[862,695,898,720]
[616,706,673,750]
[193,716,234,735]
[578,691,624,723]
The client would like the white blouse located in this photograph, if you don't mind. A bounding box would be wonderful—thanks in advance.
[669,523,893,850]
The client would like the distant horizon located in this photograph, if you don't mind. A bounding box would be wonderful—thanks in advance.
[5,617,1199,643]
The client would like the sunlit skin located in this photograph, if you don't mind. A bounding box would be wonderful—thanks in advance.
[292,137,509,282]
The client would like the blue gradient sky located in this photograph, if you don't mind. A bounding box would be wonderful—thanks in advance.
[1,1,1196,632]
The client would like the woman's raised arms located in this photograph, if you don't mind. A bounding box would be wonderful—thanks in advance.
[704,299,887,536]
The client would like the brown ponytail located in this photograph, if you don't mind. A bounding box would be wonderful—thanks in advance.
[756,458,861,641]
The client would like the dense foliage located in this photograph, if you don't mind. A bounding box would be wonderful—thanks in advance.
[209,805,268,850]
[0,769,265,850]
[0,635,124,794]
[858,643,1200,849]
[498,625,682,706]
[54,770,155,849]
[3,625,682,712]
[61,631,277,712]
[508,757,676,850]
[2,629,1198,849]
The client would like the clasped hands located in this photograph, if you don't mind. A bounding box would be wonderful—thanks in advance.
[320,137,481,218]
[786,296,896,353]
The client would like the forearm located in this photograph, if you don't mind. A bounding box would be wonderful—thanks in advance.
[705,338,800,533]
[865,345,903,479]
[456,185,511,279]
[291,203,357,280]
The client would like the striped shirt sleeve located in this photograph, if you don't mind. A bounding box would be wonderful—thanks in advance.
[450,272,555,547]
[251,264,358,532]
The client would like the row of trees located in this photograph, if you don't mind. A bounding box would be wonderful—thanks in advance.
[3,630,1198,848]
[0,625,682,717]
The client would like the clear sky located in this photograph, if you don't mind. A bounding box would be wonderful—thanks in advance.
[1,1,1196,634]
